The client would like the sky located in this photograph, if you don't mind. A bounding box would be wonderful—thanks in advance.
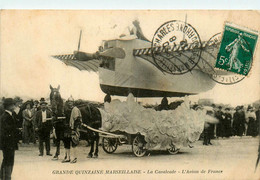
[0,10,259,106]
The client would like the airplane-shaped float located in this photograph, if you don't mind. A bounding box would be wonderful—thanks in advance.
[52,20,225,100]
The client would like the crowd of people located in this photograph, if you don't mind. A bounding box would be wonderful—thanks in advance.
[0,96,83,179]
[0,97,49,145]
[148,97,260,146]
[199,104,260,146]
[0,95,260,179]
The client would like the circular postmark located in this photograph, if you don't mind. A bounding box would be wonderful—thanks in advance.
[151,20,202,75]
[198,32,246,85]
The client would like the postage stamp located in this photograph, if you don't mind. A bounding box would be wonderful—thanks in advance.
[215,22,258,76]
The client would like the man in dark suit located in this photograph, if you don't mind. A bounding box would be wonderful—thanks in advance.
[0,98,18,180]
[223,108,232,137]
[35,99,53,156]
[12,97,23,143]
[233,106,245,136]
[216,106,225,138]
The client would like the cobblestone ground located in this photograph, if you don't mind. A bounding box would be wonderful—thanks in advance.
[1,136,259,180]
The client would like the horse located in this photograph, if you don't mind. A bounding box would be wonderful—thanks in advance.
[49,85,64,159]
[76,101,102,158]
[50,85,64,116]
[49,86,102,158]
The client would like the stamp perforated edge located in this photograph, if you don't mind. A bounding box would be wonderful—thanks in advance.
[214,21,259,78]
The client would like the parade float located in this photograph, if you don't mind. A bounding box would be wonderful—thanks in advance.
[89,94,216,157]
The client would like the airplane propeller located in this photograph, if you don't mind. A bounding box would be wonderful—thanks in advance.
[52,30,126,62]
[73,47,126,61]
[73,30,125,61]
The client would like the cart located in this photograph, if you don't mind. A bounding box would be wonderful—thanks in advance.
[81,124,180,157]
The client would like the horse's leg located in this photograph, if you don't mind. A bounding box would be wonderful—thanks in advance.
[88,139,94,158]
[87,131,94,158]
[56,131,60,156]
[53,128,61,160]
[94,134,99,157]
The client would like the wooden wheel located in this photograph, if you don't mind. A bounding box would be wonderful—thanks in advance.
[167,143,180,155]
[102,137,118,154]
[132,135,147,157]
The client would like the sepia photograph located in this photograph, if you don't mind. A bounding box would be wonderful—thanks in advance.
[0,10,260,180]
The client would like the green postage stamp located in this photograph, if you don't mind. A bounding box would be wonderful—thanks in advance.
[215,22,258,76]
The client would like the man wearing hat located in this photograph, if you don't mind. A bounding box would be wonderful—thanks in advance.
[223,108,232,138]
[0,98,19,180]
[246,105,257,136]
[35,98,53,156]
[233,106,245,136]
[203,110,214,145]
[39,98,45,104]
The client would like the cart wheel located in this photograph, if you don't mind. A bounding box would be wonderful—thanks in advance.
[167,143,180,155]
[102,137,118,154]
[132,135,147,157]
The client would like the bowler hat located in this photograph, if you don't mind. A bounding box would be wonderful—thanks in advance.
[39,97,47,105]
[3,98,15,109]
[40,98,46,102]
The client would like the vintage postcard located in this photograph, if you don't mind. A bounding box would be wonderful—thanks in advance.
[0,10,260,180]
